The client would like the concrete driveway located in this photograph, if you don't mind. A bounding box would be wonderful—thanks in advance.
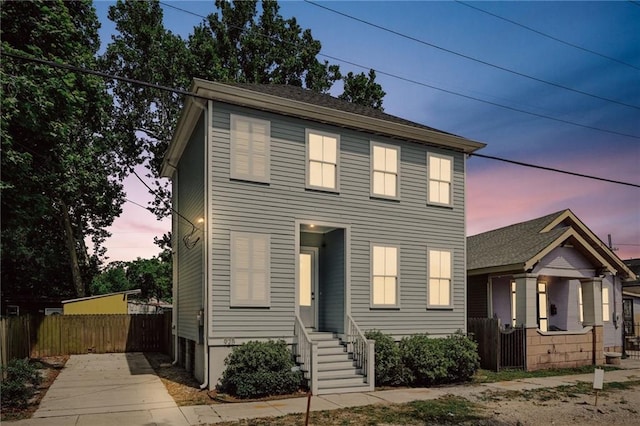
[9,352,188,426]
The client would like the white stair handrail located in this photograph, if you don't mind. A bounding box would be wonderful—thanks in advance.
[346,314,375,388]
[294,315,318,395]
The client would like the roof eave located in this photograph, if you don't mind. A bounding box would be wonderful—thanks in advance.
[161,80,486,176]
[467,263,525,277]
[540,210,636,279]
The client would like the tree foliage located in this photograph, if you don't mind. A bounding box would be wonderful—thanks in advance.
[340,69,386,111]
[1,0,130,298]
[102,0,385,217]
[89,250,172,302]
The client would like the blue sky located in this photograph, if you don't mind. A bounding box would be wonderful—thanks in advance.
[94,1,640,261]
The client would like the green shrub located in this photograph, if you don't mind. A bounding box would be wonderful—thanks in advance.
[400,334,451,386]
[365,330,407,386]
[217,340,304,399]
[0,358,42,408]
[442,331,480,382]
[399,333,480,386]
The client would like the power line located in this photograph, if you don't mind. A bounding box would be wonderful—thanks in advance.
[319,52,640,140]
[470,153,640,188]
[125,197,154,212]
[0,49,210,103]
[2,49,638,189]
[455,1,640,72]
[153,4,639,140]
[131,169,199,230]
[303,0,640,111]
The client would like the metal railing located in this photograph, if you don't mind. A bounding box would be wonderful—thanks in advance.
[346,314,375,389]
[293,315,318,394]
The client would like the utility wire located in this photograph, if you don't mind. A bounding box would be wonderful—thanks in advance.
[131,169,199,230]
[0,49,210,103]
[470,153,640,188]
[153,4,640,140]
[125,197,154,212]
[455,1,640,72]
[319,52,640,140]
[303,0,640,111]
[2,49,639,189]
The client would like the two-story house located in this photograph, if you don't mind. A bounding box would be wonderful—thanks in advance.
[160,79,485,394]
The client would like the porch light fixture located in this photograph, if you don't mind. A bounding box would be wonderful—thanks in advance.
[309,224,315,228]
[197,217,205,224]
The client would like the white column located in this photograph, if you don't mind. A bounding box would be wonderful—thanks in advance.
[580,277,603,326]
[514,273,538,328]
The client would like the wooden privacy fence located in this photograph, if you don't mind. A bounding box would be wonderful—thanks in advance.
[468,317,526,371]
[0,315,32,370]
[1,313,172,368]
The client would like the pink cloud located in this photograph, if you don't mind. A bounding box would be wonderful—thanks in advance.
[467,152,640,260]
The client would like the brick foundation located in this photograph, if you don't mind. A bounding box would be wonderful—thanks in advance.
[525,326,604,371]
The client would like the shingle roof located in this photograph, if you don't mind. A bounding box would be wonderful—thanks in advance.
[225,82,458,137]
[467,210,568,271]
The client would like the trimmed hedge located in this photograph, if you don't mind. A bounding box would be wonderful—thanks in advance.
[217,340,304,399]
[364,330,408,386]
[367,330,479,387]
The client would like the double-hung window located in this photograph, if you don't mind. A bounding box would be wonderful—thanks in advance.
[371,142,399,199]
[428,249,452,307]
[230,115,270,183]
[371,245,398,307]
[306,130,339,191]
[428,153,452,206]
[230,232,270,307]
[602,287,610,322]
[578,285,584,323]
[537,282,548,331]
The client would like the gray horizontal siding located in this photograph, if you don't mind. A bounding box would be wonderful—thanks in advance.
[208,102,467,339]
[176,113,205,341]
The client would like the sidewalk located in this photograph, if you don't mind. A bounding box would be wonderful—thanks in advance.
[179,358,640,424]
[6,355,640,426]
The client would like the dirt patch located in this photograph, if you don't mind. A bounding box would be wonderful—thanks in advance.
[473,381,640,425]
[144,354,640,425]
[143,352,215,406]
[0,355,69,422]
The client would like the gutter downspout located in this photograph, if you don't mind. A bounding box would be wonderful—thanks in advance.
[200,101,212,390]
[172,173,180,365]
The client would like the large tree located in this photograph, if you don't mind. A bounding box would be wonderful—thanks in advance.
[1,0,130,298]
[102,0,385,217]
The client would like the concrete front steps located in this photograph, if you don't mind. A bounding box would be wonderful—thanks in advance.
[301,330,371,395]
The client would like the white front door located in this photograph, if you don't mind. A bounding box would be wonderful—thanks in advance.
[299,247,317,329]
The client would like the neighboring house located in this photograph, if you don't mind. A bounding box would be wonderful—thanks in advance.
[467,210,636,371]
[62,289,142,315]
[128,298,172,314]
[161,79,485,394]
[623,259,640,352]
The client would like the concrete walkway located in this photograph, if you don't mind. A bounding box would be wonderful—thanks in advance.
[8,352,189,426]
[6,355,640,426]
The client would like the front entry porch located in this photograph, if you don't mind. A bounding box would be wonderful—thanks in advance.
[293,221,374,394]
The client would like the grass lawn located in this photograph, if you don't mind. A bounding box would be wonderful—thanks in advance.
[217,394,489,425]
[472,364,620,384]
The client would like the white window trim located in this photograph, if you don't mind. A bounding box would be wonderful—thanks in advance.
[305,129,340,193]
[578,284,584,323]
[230,114,271,183]
[370,243,400,308]
[537,281,548,332]
[602,286,610,322]
[427,248,453,309]
[370,141,400,200]
[230,231,271,307]
[427,152,453,207]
